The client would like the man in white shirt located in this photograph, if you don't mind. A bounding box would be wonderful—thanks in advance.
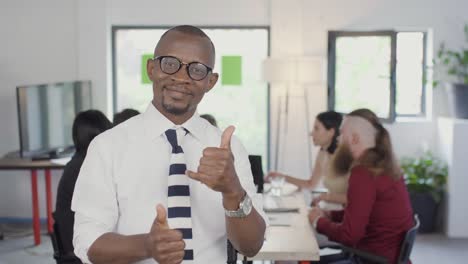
[71,25,267,264]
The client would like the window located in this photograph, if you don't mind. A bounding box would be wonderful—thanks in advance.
[112,27,270,167]
[328,31,427,121]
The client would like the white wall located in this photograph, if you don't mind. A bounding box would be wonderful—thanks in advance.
[1,0,467,217]
[0,0,77,218]
[438,118,468,238]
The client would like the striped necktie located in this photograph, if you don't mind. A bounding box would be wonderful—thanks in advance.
[165,128,194,263]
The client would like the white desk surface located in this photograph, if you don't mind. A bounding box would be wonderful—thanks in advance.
[243,191,320,261]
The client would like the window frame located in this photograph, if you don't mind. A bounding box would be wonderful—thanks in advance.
[327,30,428,122]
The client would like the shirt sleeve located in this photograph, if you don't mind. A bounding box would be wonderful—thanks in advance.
[71,136,119,263]
[316,166,376,246]
[230,136,269,227]
[330,210,344,222]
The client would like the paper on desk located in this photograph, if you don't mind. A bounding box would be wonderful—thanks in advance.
[263,195,299,212]
[50,157,72,165]
[267,214,292,226]
[320,247,342,256]
[318,200,343,211]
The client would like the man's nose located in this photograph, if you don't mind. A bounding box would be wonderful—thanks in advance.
[171,64,191,82]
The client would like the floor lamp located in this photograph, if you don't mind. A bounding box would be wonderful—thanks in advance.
[263,57,324,174]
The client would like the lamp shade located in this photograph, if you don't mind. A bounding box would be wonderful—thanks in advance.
[263,56,324,84]
[296,57,325,84]
[262,58,296,83]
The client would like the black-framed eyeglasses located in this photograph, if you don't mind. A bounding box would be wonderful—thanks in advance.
[153,56,213,81]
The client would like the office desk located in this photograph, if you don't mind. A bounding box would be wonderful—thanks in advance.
[0,157,65,245]
[244,192,320,261]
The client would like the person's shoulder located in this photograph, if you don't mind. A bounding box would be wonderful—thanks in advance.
[316,149,330,162]
[200,118,221,135]
[91,114,145,148]
[350,165,374,181]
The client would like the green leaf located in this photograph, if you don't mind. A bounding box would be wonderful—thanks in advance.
[437,43,445,58]
[401,152,448,196]
[454,52,463,64]
[465,24,468,41]
[463,50,468,65]
[448,67,457,75]
[443,57,450,65]
[433,25,468,87]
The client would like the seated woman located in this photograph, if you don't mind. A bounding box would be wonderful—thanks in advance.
[54,110,112,260]
[267,111,348,205]
[308,109,414,264]
[200,113,218,127]
[113,108,140,126]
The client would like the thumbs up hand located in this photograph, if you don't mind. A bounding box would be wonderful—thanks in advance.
[146,204,185,263]
[155,204,169,229]
[219,125,235,149]
[186,126,245,209]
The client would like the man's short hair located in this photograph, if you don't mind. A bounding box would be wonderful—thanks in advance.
[159,25,216,58]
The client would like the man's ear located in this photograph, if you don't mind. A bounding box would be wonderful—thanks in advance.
[146,58,155,81]
[351,132,360,146]
[205,72,219,92]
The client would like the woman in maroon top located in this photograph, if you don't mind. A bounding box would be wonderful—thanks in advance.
[308,109,413,264]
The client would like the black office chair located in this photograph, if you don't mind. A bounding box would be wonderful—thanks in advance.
[227,239,250,264]
[396,214,420,264]
[248,155,264,193]
[50,212,83,264]
[318,215,420,264]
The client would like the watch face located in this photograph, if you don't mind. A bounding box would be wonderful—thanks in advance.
[225,194,252,218]
[241,195,253,215]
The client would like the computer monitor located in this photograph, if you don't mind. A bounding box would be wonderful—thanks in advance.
[16,80,92,158]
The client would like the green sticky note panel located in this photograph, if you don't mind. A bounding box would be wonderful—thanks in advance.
[222,56,242,85]
[141,54,153,84]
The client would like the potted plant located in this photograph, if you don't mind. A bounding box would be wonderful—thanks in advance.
[434,24,468,119]
[401,152,447,233]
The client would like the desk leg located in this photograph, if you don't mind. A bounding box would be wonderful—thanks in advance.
[31,170,40,245]
[45,169,53,234]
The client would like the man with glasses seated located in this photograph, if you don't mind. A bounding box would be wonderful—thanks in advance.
[308,109,414,264]
[71,25,267,264]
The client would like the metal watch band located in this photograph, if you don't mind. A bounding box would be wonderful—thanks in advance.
[224,193,252,218]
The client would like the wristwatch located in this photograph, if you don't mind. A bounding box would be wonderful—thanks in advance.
[224,192,253,218]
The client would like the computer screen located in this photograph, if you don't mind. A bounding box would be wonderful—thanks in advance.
[16,81,92,158]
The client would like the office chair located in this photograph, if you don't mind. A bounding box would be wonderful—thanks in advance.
[248,155,264,193]
[50,212,83,264]
[317,215,420,264]
[227,239,250,264]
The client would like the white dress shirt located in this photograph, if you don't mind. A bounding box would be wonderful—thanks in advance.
[71,103,266,264]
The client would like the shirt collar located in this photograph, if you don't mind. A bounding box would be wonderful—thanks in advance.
[143,102,206,141]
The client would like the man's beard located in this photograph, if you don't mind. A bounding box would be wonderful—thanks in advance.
[162,95,191,115]
[331,143,354,176]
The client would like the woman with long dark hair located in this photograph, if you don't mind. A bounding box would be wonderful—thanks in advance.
[55,110,112,261]
[267,111,348,205]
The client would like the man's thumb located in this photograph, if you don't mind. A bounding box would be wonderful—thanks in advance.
[220,125,235,149]
[156,204,168,227]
